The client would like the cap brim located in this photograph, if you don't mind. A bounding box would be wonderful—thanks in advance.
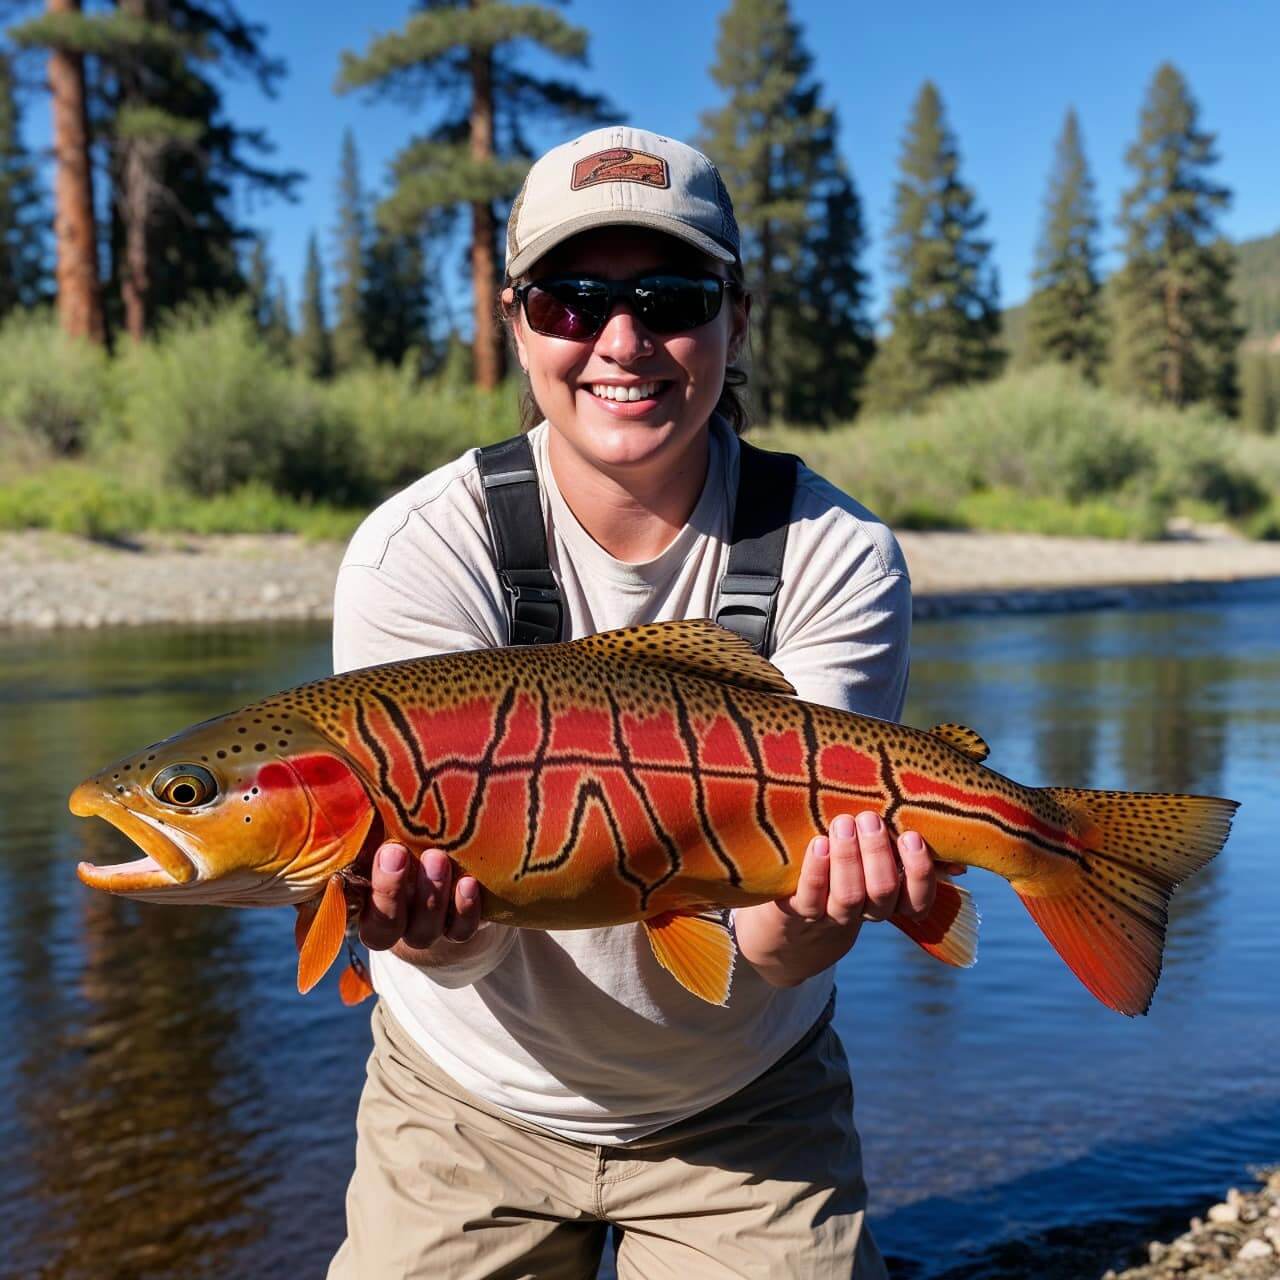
[507,209,736,279]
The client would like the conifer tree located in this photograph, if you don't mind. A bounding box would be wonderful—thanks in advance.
[332,127,367,371]
[364,226,429,369]
[245,232,271,330]
[698,0,872,424]
[0,48,47,316]
[297,231,332,378]
[1026,108,1105,381]
[264,272,291,362]
[336,0,617,391]
[1240,350,1278,434]
[1110,63,1240,414]
[863,82,1002,415]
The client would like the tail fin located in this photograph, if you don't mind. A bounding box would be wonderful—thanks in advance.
[891,878,980,969]
[1018,788,1238,1016]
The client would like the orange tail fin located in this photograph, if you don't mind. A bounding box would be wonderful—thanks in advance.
[891,879,979,969]
[1017,788,1237,1016]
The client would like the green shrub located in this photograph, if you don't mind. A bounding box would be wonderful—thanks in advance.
[0,310,110,455]
[0,462,154,540]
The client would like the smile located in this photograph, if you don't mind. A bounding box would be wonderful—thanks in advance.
[587,381,668,402]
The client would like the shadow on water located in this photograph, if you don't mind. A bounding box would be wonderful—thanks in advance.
[875,1101,1280,1280]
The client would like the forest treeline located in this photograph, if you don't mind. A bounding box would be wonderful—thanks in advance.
[1,0,1279,540]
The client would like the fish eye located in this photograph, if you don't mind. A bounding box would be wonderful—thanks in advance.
[151,763,219,808]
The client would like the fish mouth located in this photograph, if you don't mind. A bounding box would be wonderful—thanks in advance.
[70,784,199,894]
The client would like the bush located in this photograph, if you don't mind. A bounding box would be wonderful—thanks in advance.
[0,463,154,540]
[0,310,111,455]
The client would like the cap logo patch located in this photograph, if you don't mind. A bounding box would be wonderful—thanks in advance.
[571,148,669,191]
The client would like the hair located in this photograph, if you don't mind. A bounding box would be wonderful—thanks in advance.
[498,252,751,436]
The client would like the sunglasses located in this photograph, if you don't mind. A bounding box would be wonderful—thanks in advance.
[511,274,738,341]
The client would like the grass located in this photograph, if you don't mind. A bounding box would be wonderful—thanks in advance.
[2,306,1278,544]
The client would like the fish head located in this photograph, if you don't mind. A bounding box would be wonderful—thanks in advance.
[70,705,377,907]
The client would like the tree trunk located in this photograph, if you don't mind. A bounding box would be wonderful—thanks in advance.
[48,0,104,343]
[469,13,500,391]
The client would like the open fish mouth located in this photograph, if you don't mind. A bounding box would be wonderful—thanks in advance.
[70,784,199,894]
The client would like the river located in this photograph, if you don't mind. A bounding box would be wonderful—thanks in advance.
[2,590,1277,1279]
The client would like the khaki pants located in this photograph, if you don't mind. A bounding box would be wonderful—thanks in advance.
[328,1001,887,1280]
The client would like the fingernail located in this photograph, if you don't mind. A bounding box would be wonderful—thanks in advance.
[424,850,448,883]
[379,844,407,873]
[902,832,925,853]
[459,881,478,905]
[855,811,883,836]
[831,814,855,839]
[811,836,830,858]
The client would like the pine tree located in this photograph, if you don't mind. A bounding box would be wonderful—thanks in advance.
[697,0,872,424]
[264,273,292,362]
[863,82,1003,416]
[10,0,299,340]
[245,232,271,331]
[332,127,367,371]
[10,0,105,341]
[1026,108,1105,381]
[1240,350,1278,435]
[0,48,47,317]
[336,0,617,391]
[364,226,429,369]
[1111,63,1240,415]
[297,231,332,378]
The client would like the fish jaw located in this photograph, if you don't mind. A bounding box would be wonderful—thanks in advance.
[72,786,201,894]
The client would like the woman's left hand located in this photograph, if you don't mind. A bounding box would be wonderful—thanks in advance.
[734,812,965,989]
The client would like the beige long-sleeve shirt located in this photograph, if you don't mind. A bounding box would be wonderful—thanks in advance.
[333,416,911,1144]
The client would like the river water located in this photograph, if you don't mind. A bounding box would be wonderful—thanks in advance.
[2,591,1277,1279]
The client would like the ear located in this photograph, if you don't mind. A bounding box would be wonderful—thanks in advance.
[728,290,751,363]
[503,287,530,374]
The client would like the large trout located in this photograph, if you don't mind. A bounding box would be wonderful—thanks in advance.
[70,620,1236,1015]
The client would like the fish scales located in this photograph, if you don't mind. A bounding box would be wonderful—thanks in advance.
[70,620,1238,1014]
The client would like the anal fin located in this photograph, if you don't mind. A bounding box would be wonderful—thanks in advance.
[890,879,980,968]
[643,909,735,1006]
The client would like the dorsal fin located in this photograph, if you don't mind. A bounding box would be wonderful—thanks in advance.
[570,620,795,696]
[928,722,990,763]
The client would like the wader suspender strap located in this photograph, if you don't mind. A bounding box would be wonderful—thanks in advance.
[477,434,799,654]
[477,435,564,646]
[713,440,798,655]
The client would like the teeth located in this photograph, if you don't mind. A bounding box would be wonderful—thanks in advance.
[590,381,661,402]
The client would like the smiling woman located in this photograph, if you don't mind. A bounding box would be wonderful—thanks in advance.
[327,125,940,1279]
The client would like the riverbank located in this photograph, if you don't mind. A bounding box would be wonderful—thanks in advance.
[4,526,1280,630]
[1104,1171,1280,1279]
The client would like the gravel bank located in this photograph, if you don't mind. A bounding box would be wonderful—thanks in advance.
[3,527,1280,631]
[1104,1171,1280,1280]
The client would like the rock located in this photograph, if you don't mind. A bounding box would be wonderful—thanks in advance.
[1237,1237,1274,1261]
[1208,1201,1240,1224]
[1148,1240,1167,1263]
[1228,1187,1244,1207]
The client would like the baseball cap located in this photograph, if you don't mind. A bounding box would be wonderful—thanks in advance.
[505,126,741,279]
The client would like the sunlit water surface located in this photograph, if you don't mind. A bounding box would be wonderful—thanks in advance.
[2,590,1277,1279]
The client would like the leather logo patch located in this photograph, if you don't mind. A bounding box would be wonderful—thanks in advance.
[571,147,670,191]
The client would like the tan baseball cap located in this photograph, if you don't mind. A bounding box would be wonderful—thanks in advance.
[505,126,741,279]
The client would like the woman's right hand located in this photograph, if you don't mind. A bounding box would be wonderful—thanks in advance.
[358,842,483,957]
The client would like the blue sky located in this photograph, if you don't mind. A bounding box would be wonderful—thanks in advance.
[17,0,1280,324]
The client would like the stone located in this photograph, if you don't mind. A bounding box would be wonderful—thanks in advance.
[1237,1237,1274,1261]
[1208,1202,1240,1224]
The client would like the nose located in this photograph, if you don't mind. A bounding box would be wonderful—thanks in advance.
[594,303,655,363]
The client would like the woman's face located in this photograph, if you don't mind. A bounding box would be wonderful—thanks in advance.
[507,227,749,474]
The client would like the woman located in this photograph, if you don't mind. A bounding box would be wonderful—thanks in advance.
[328,126,956,1279]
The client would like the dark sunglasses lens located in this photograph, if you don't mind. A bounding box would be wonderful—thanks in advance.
[524,281,608,339]
[634,276,723,333]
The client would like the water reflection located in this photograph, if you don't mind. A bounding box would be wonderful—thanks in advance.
[1,595,1277,1280]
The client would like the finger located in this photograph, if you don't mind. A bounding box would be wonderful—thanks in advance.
[854,811,901,922]
[445,875,482,943]
[785,836,831,921]
[360,842,411,950]
[402,850,452,949]
[826,814,867,926]
[897,831,936,919]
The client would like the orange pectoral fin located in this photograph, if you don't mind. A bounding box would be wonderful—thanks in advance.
[338,960,375,1006]
[296,874,349,994]
[890,879,980,969]
[643,910,735,1006]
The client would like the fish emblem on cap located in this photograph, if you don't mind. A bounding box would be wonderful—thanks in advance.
[571,147,669,190]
